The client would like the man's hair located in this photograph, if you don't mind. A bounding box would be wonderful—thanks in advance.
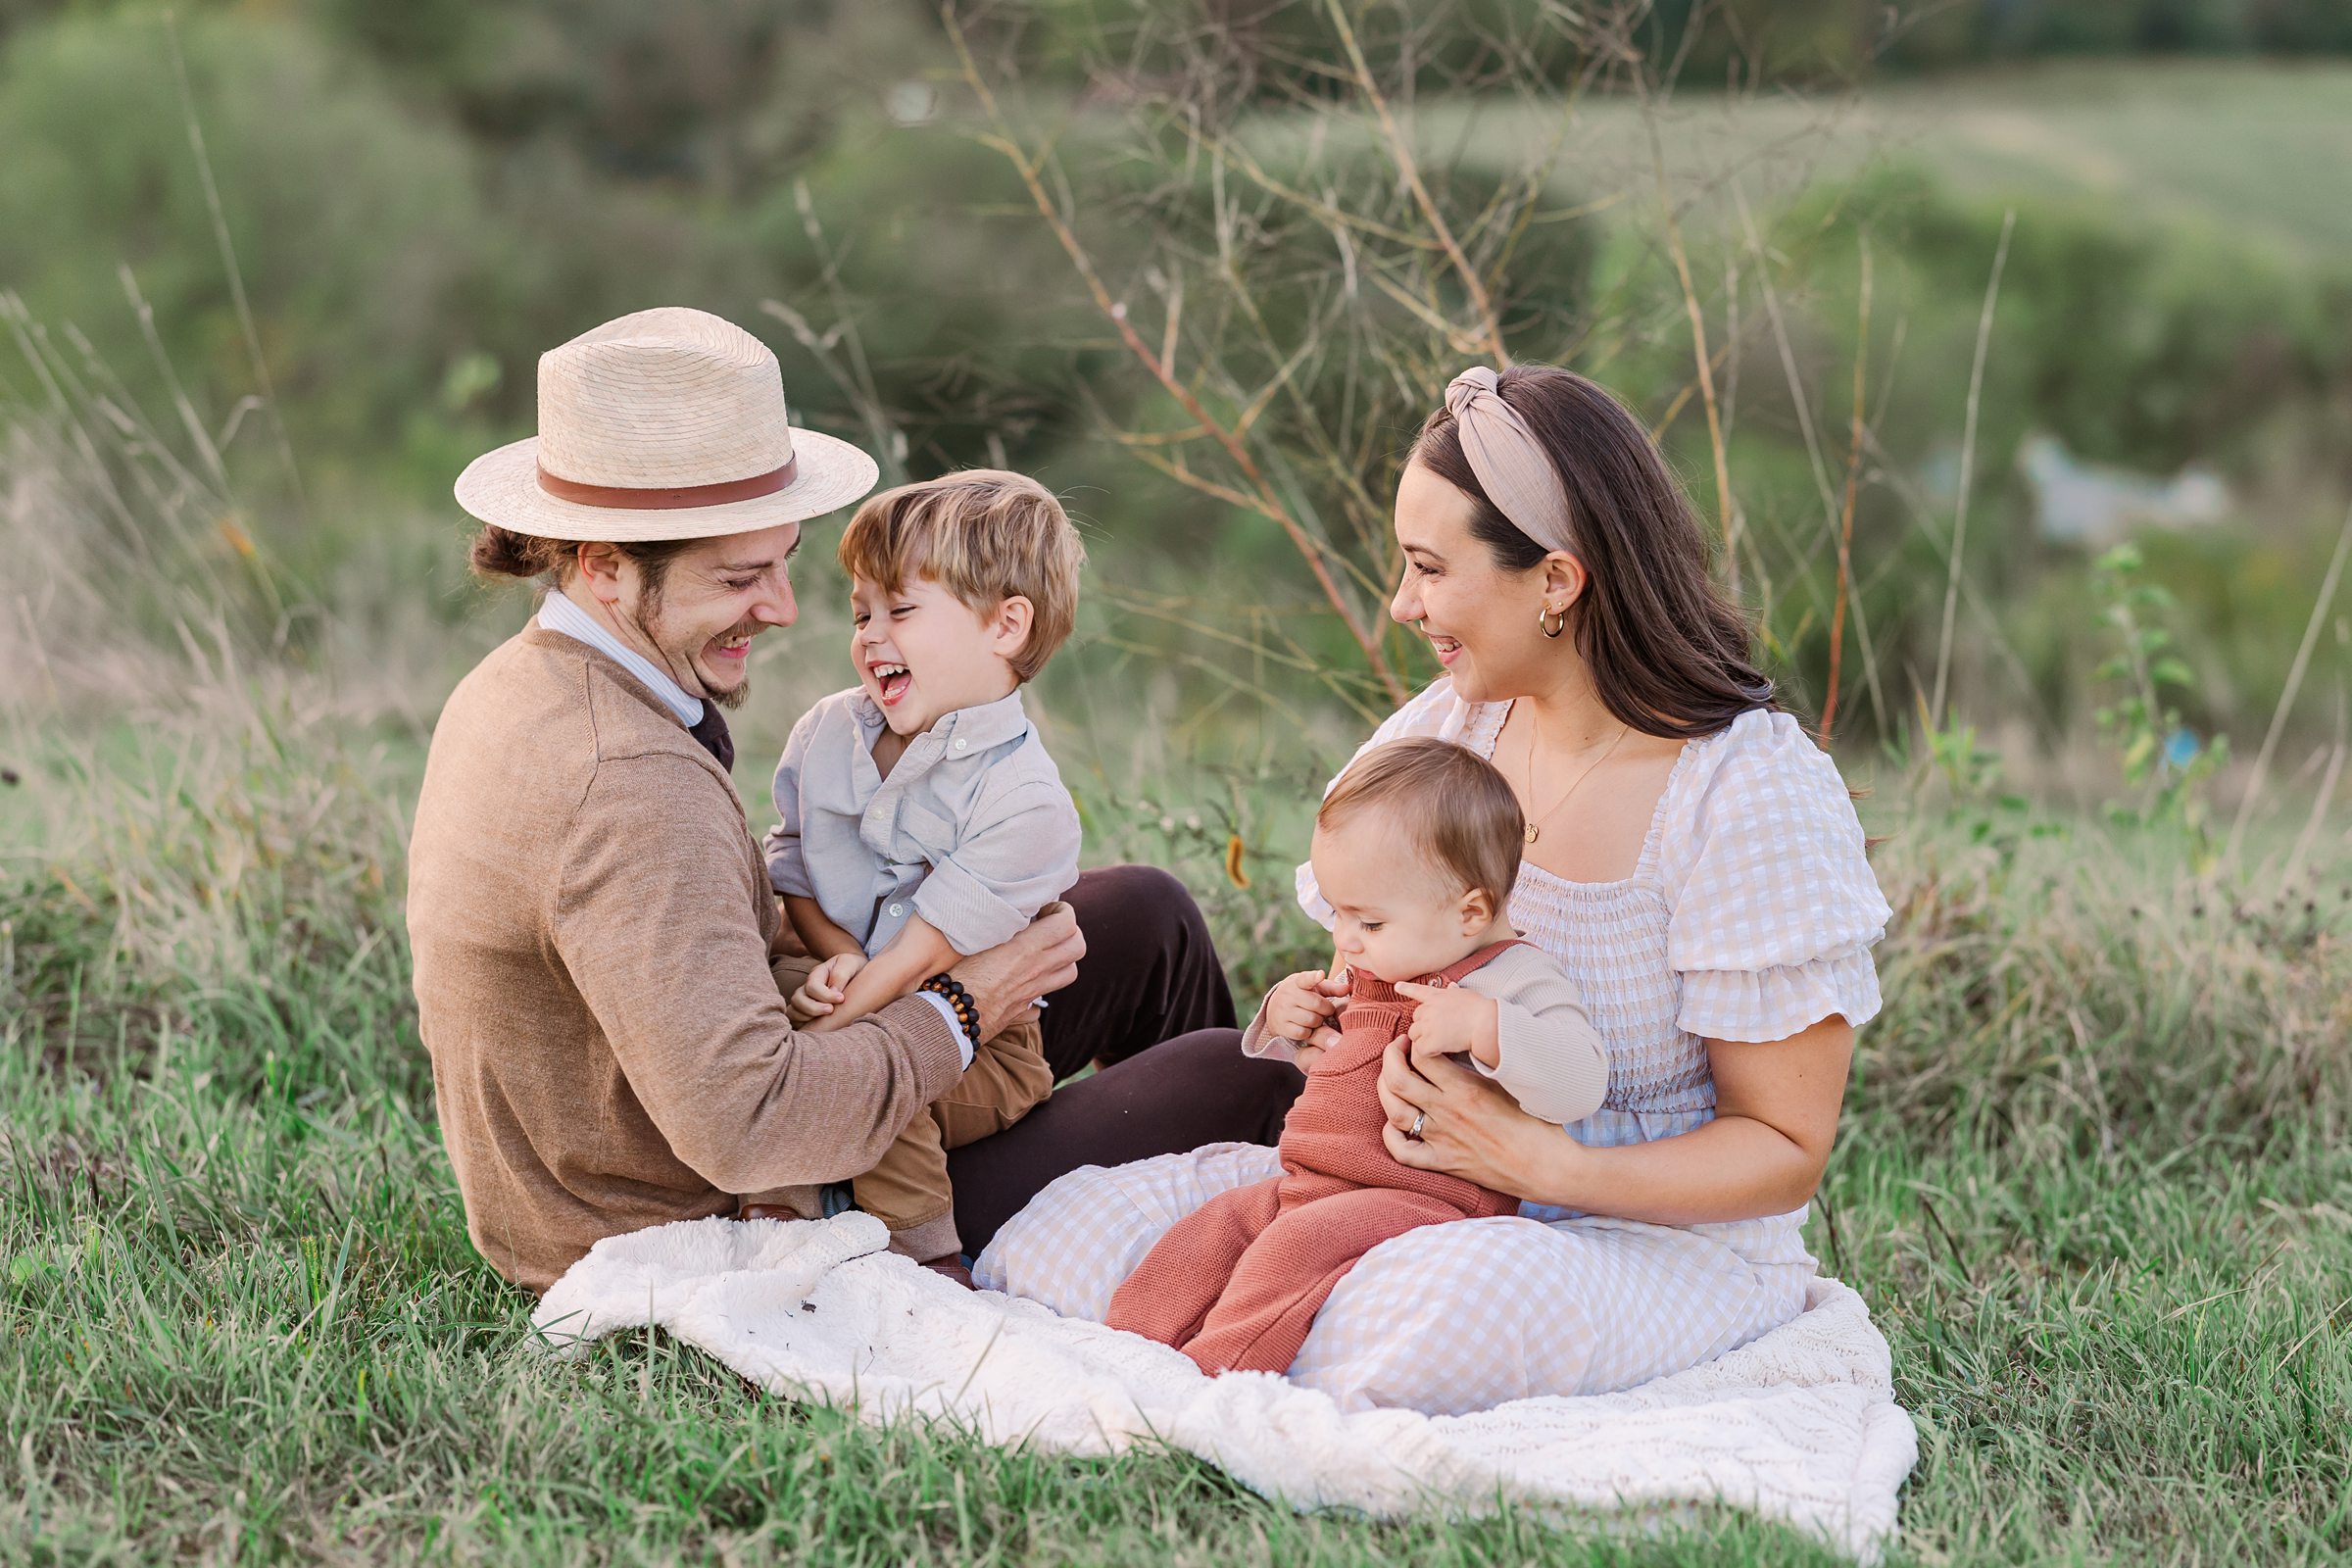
[468,523,696,612]
[1317,738,1525,910]
[836,469,1086,683]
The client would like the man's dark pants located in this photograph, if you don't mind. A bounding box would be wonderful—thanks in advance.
[944,864,1304,1256]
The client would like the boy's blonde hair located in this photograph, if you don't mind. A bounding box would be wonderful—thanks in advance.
[837,469,1086,682]
[1317,738,1524,910]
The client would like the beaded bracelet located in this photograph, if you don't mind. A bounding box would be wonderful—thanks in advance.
[918,973,985,1053]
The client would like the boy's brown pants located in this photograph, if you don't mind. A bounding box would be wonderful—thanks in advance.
[852,1011,1053,1261]
[737,956,1054,1263]
[739,866,1295,1262]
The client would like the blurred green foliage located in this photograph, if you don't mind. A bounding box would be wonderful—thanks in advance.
[0,0,2347,770]
[0,11,482,463]
[1684,164,2352,739]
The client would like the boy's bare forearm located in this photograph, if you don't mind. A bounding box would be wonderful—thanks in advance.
[808,917,959,1032]
[784,896,865,961]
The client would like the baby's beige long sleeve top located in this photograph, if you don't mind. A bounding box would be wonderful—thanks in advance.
[1242,943,1608,1126]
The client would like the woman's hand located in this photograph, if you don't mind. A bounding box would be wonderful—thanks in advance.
[1374,1016,1858,1225]
[1376,1036,1571,1195]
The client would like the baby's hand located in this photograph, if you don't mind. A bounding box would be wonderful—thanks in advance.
[1394,982,1500,1068]
[1263,968,1343,1041]
[1263,968,1348,1067]
[789,953,867,1025]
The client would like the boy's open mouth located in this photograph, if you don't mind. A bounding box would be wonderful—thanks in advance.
[869,662,913,706]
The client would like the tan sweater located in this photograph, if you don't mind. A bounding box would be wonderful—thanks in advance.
[407,626,963,1291]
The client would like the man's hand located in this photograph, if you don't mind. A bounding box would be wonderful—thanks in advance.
[1262,968,1347,1068]
[788,953,866,1025]
[1394,981,1500,1068]
[948,902,1086,1043]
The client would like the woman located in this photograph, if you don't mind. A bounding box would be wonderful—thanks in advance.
[976,365,1889,1414]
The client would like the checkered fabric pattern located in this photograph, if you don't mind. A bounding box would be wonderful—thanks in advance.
[975,682,1888,1412]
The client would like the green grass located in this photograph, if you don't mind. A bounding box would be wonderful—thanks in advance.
[4,694,2348,1566]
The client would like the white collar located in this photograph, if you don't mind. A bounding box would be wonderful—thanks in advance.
[536,586,705,728]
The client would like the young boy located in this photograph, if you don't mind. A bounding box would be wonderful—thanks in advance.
[1104,737,1608,1375]
[756,469,1087,1266]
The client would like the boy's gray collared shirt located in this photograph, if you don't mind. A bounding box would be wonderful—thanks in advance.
[764,687,1081,956]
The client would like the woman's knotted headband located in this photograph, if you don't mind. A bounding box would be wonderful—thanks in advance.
[1443,367,1576,557]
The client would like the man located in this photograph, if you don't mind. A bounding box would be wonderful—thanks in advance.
[409,308,1297,1292]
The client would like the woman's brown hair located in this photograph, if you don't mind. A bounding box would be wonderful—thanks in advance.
[1411,366,1772,740]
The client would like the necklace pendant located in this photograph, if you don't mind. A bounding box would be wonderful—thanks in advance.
[1524,822,1540,845]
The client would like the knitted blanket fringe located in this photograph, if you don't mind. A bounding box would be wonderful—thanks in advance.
[534,1212,1916,1560]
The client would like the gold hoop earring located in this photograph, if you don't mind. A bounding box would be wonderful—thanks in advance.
[1538,606,1567,639]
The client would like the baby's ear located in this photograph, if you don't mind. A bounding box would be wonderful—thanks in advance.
[1458,886,1494,931]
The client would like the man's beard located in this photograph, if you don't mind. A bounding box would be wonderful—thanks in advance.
[631,599,757,710]
[706,614,762,710]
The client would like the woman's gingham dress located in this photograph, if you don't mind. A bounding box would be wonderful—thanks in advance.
[975,681,1891,1414]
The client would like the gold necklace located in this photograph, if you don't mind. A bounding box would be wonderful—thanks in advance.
[1519,713,1630,845]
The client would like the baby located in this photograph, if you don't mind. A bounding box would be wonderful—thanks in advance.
[755,469,1087,1266]
[1104,737,1607,1375]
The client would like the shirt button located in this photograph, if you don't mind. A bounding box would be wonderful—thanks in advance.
[888,903,905,917]
[953,737,968,751]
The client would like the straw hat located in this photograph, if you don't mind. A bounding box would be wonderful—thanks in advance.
[454,307,879,542]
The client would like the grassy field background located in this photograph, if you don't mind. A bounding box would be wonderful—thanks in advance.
[6,5,2352,1562]
[5,678,2347,1563]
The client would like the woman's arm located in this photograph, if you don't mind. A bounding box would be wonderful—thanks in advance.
[804,914,961,1034]
[1376,1013,1855,1224]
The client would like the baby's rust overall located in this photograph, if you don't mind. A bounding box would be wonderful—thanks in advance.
[1103,942,1523,1375]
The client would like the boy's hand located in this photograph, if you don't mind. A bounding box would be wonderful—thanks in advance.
[1264,969,1348,1067]
[789,953,866,1025]
[1394,982,1500,1068]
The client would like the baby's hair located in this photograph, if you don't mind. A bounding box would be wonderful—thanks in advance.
[837,468,1087,682]
[1316,738,1524,909]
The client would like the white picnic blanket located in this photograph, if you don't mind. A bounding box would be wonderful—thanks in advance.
[535,1212,1916,1560]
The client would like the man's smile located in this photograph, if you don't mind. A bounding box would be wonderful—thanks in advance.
[705,625,760,671]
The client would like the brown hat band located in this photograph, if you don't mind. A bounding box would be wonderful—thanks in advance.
[534,456,798,511]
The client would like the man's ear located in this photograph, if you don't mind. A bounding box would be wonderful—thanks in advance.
[574,541,624,607]
[989,595,1035,663]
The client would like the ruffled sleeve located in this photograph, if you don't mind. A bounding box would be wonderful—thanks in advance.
[1658,710,1889,1043]
[1295,678,1490,929]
